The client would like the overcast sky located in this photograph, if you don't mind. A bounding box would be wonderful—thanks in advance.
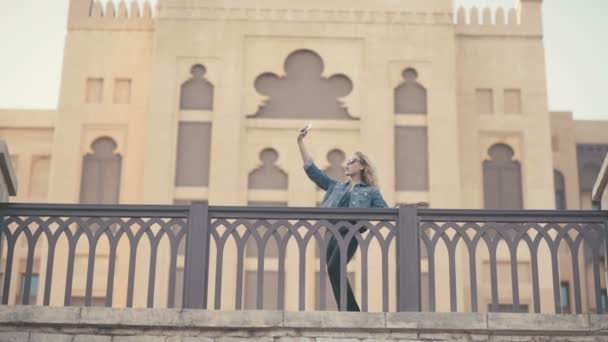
[0,0,605,120]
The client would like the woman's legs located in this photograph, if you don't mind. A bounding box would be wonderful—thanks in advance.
[326,235,360,311]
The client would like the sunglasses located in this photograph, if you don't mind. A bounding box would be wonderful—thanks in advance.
[346,158,361,166]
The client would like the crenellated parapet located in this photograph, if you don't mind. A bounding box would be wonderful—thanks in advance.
[454,0,543,37]
[68,0,154,31]
[67,0,543,35]
[455,6,519,26]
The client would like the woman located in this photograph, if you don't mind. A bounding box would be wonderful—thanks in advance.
[297,125,388,311]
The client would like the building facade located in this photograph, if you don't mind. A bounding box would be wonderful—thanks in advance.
[0,0,607,313]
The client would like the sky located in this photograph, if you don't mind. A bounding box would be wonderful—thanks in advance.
[0,0,606,120]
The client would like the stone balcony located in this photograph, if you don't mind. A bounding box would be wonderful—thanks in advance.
[0,306,607,342]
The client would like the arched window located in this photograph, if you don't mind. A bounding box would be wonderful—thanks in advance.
[554,170,567,210]
[180,64,214,110]
[80,138,122,204]
[483,144,523,209]
[250,49,354,119]
[245,148,287,310]
[248,148,288,190]
[394,68,427,114]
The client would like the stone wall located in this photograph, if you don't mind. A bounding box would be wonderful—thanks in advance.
[0,307,606,342]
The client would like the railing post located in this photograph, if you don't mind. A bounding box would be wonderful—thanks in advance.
[182,201,210,309]
[604,220,608,314]
[396,204,420,311]
[0,140,17,305]
[591,154,608,313]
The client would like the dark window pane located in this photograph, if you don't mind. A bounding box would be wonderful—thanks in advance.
[248,149,288,190]
[395,127,429,191]
[175,122,212,187]
[180,64,214,110]
[394,68,427,114]
[80,138,122,204]
[554,170,567,210]
[17,273,39,304]
[560,281,570,313]
[483,144,523,209]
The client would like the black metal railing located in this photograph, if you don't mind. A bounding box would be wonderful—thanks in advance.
[418,209,608,314]
[0,202,607,314]
[0,204,189,308]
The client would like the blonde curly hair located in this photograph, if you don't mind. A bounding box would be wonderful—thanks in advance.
[354,151,379,188]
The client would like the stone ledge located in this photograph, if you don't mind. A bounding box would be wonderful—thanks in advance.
[487,313,591,332]
[0,306,606,336]
[284,311,385,329]
[386,312,487,330]
[589,314,608,332]
[79,307,183,326]
[0,306,81,325]
[180,310,283,328]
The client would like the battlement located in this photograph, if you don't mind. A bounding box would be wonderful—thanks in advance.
[454,6,519,26]
[65,0,541,35]
[454,0,543,37]
[68,0,154,31]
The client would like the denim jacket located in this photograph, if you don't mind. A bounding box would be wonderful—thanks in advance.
[304,160,388,209]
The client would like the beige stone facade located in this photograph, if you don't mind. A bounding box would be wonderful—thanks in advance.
[0,0,607,313]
